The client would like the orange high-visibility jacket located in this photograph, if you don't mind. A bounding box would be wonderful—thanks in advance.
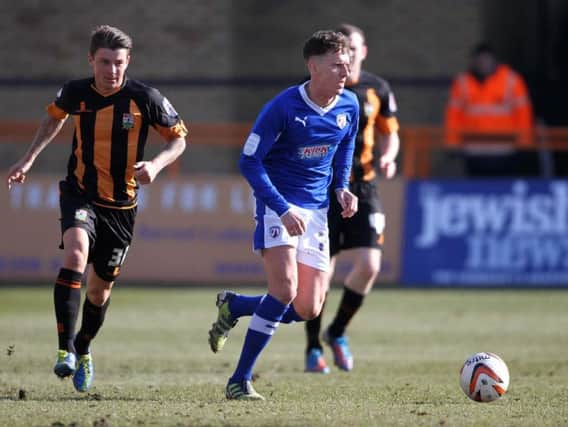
[445,64,534,146]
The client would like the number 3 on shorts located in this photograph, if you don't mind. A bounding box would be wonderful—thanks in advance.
[107,246,130,267]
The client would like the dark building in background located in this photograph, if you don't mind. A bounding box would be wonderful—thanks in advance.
[482,0,568,127]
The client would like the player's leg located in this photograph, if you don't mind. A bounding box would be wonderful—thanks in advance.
[209,283,316,354]
[53,185,96,379]
[325,247,381,371]
[53,227,90,378]
[226,246,298,401]
[209,203,303,353]
[325,183,384,371]
[74,268,113,352]
[295,260,331,374]
[72,205,135,392]
[304,195,341,372]
[73,270,113,392]
[305,257,336,352]
[208,291,263,353]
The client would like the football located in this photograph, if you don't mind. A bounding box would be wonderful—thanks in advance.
[460,352,510,402]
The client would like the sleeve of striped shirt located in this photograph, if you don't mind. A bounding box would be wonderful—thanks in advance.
[147,88,188,140]
[46,82,73,119]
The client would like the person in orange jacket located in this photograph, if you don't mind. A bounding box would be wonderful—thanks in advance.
[446,42,534,146]
[445,43,537,176]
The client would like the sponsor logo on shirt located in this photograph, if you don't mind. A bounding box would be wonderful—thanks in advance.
[74,101,92,113]
[298,144,330,159]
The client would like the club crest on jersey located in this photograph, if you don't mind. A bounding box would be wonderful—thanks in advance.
[269,226,281,238]
[336,113,347,129]
[298,144,330,159]
[122,113,135,130]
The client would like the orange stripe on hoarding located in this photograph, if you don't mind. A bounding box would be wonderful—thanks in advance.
[94,105,115,201]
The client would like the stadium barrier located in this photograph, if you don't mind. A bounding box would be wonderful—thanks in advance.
[3,122,568,287]
[402,179,568,287]
[0,175,405,284]
[4,121,568,178]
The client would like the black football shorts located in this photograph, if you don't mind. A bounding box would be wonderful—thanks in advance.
[328,180,385,257]
[59,181,136,281]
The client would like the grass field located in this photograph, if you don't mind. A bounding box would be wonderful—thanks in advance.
[1,286,567,427]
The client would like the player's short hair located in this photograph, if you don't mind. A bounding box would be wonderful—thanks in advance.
[89,25,133,56]
[303,30,349,60]
[335,23,366,43]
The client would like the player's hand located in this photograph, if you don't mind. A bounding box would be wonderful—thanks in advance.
[379,157,397,179]
[280,210,306,237]
[335,188,358,218]
[133,161,158,185]
[6,158,33,190]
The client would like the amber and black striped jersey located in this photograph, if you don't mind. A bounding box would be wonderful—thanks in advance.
[346,70,399,182]
[47,77,188,209]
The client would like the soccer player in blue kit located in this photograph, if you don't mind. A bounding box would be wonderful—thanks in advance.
[207,30,360,400]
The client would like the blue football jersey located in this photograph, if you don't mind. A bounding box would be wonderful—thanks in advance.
[239,82,359,216]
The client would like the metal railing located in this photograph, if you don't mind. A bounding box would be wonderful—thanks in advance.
[2,121,567,178]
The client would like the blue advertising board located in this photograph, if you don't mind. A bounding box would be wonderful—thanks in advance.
[402,180,568,287]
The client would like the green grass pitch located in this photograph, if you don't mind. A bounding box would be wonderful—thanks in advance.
[1,286,567,426]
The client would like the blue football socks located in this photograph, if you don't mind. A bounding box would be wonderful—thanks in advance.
[230,294,287,382]
[229,294,304,323]
[228,294,264,319]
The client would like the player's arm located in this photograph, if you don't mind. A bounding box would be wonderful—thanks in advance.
[135,91,188,185]
[375,84,400,179]
[134,136,186,185]
[239,104,308,235]
[6,113,66,189]
[378,132,400,179]
[239,98,290,217]
[333,104,359,218]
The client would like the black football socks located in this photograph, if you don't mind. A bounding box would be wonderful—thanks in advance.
[328,286,364,338]
[54,268,83,352]
[74,297,110,355]
[305,297,326,352]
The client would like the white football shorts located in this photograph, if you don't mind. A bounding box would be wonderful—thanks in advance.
[253,203,329,272]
